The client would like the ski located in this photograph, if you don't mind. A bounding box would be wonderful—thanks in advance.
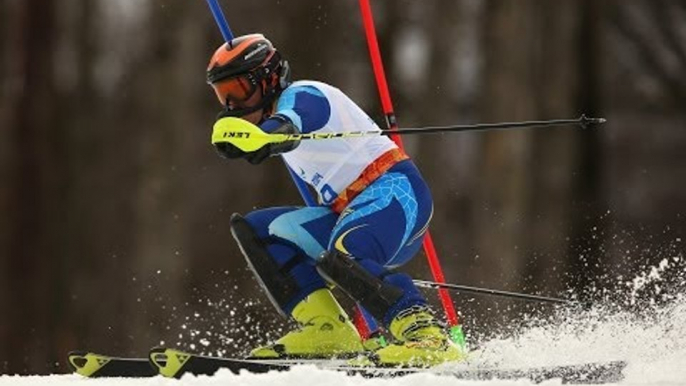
[67,349,330,378]
[150,347,627,383]
[149,347,303,378]
[69,348,627,383]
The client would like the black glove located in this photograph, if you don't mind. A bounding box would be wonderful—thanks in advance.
[214,142,247,159]
[213,109,250,159]
[214,140,272,164]
[243,146,273,165]
[242,121,300,164]
[212,115,300,165]
[235,125,301,165]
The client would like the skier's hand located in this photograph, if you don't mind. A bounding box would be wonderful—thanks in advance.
[212,112,249,160]
[214,140,270,165]
[243,146,272,165]
[211,116,277,165]
[241,119,301,164]
[211,116,300,165]
[211,115,270,163]
[214,142,247,159]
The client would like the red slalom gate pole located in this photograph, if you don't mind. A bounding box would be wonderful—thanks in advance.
[357,0,464,346]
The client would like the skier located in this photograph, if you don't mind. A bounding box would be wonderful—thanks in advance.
[207,33,465,367]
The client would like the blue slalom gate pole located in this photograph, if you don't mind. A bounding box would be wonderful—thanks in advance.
[205,0,234,42]
[204,0,317,206]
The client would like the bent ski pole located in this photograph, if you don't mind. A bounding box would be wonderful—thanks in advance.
[413,280,578,306]
[212,115,606,152]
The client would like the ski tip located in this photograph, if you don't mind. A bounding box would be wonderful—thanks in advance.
[67,351,88,372]
[149,347,191,379]
[67,351,111,377]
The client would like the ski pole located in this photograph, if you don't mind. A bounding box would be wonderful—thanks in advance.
[381,114,604,136]
[413,280,578,306]
[212,115,606,152]
[377,114,605,136]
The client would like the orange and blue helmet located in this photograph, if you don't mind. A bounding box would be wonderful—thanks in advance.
[207,34,291,118]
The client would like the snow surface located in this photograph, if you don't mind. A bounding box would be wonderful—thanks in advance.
[2,259,685,386]
[0,368,549,386]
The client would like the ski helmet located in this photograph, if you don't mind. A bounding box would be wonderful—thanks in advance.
[207,34,291,118]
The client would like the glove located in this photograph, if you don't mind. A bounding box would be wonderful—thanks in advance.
[212,114,301,165]
[213,110,250,159]
[215,142,247,159]
[242,120,301,164]
[243,145,273,165]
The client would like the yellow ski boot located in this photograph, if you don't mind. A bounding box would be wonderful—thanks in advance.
[249,288,364,359]
[372,307,467,367]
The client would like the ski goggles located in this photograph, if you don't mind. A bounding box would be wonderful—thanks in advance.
[211,73,260,107]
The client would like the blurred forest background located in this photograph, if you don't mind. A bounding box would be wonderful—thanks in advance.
[2,0,686,375]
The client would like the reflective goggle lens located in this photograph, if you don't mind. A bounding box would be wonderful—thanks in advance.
[213,76,256,106]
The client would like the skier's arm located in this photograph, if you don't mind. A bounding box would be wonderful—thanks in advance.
[213,85,329,164]
[273,85,330,134]
[242,85,331,163]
